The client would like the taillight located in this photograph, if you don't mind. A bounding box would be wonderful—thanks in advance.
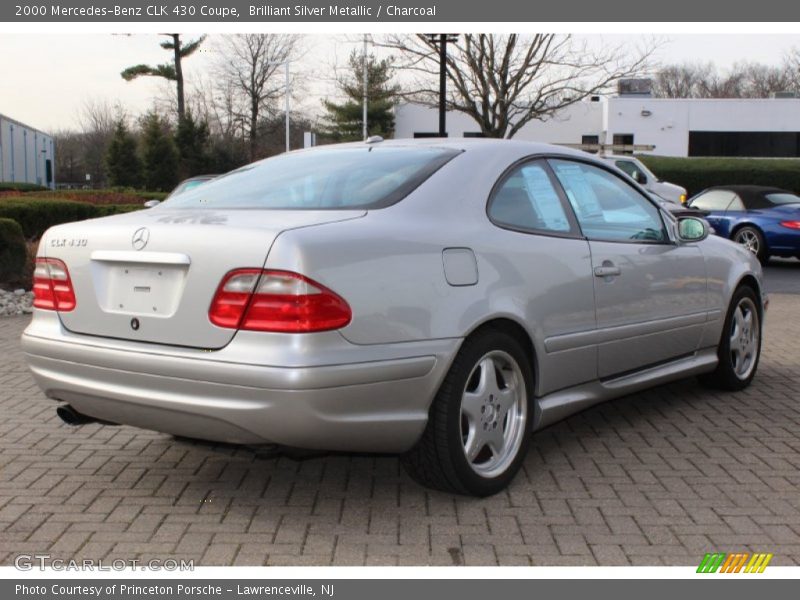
[780,221,800,230]
[208,269,351,333]
[32,258,76,311]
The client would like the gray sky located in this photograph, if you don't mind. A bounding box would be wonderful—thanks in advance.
[1,33,797,133]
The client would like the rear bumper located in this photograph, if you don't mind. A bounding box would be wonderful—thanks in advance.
[21,312,459,453]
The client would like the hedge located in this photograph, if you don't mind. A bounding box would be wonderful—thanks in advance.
[638,156,800,197]
[0,182,49,193]
[0,218,27,283]
[23,189,168,205]
[0,198,143,239]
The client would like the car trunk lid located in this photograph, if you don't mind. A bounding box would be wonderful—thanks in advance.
[43,208,365,349]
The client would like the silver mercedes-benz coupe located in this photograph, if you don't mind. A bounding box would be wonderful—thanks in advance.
[22,139,766,496]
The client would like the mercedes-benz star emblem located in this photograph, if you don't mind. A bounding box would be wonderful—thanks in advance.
[132,227,150,251]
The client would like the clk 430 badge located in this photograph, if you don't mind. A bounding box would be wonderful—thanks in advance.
[50,238,88,248]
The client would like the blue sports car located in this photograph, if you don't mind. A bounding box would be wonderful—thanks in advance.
[688,185,800,264]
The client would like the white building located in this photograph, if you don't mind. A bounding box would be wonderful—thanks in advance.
[394,96,800,158]
[0,114,55,189]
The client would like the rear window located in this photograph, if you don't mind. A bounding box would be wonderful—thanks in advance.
[166,146,460,210]
[766,193,800,205]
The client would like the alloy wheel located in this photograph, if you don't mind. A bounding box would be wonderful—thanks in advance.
[459,350,528,478]
[729,296,760,380]
[735,229,760,256]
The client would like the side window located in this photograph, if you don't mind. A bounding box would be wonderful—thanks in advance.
[488,161,574,234]
[689,190,736,211]
[727,194,745,211]
[614,160,647,185]
[549,159,667,243]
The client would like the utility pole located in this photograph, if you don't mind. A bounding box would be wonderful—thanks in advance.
[363,34,369,140]
[284,60,290,152]
[426,34,458,137]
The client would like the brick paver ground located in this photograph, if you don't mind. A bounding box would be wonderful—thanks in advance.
[1,296,799,567]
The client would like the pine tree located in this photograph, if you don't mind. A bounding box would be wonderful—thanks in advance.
[121,34,206,121]
[141,112,179,192]
[105,120,142,188]
[175,111,211,179]
[321,50,399,141]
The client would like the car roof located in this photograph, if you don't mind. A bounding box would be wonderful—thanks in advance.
[706,185,792,195]
[299,137,595,162]
[701,185,797,209]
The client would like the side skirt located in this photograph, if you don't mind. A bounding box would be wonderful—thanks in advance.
[533,347,719,431]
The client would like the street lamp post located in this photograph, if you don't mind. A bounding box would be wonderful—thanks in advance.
[363,34,369,140]
[425,34,459,137]
[267,60,291,153]
[284,60,290,152]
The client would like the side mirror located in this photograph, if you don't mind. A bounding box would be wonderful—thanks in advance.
[633,171,647,185]
[677,216,709,242]
[143,200,161,209]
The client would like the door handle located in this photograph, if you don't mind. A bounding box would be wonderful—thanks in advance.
[594,265,621,278]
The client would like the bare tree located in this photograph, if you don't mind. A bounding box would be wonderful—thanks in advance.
[78,100,126,187]
[783,48,800,90]
[215,34,302,159]
[122,34,206,121]
[51,129,85,186]
[652,62,712,98]
[654,61,797,99]
[380,34,656,138]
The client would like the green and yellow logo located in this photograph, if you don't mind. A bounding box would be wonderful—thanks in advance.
[697,552,773,573]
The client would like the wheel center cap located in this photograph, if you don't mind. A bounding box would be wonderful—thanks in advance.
[485,403,497,421]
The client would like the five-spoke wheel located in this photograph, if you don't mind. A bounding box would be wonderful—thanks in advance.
[402,328,534,496]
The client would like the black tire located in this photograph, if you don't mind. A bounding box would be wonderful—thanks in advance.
[401,328,534,496]
[699,285,762,391]
[732,226,768,265]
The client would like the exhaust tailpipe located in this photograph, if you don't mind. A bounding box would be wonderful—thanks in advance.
[56,405,100,426]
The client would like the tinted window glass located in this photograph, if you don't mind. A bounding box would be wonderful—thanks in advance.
[167,147,459,209]
[689,190,736,211]
[614,159,646,183]
[550,159,666,242]
[766,193,800,205]
[489,162,572,233]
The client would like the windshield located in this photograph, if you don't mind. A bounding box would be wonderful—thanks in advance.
[167,178,213,199]
[167,146,460,210]
[766,193,800,205]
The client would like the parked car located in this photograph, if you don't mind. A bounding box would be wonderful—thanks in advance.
[650,194,709,218]
[22,139,766,496]
[168,174,218,198]
[687,185,800,264]
[600,154,687,204]
[143,175,219,209]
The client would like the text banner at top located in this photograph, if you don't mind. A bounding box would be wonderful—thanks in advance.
[4,0,800,22]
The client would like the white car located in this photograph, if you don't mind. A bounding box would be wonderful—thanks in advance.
[601,155,687,204]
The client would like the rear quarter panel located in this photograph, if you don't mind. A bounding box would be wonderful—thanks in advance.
[265,145,600,395]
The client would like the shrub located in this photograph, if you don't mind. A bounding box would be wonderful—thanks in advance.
[638,156,800,197]
[0,198,143,239]
[21,190,165,205]
[0,218,27,284]
[0,182,49,193]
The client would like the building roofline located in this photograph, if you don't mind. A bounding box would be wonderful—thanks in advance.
[0,113,52,137]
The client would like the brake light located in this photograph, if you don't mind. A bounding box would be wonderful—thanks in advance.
[208,269,352,333]
[32,258,76,311]
[780,220,800,230]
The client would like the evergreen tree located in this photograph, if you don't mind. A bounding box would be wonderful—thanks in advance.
[121,34,206,121]
[175,111,211,178]
[105,120,143,188]
[321,50,399,141]
[141,112,179,192]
